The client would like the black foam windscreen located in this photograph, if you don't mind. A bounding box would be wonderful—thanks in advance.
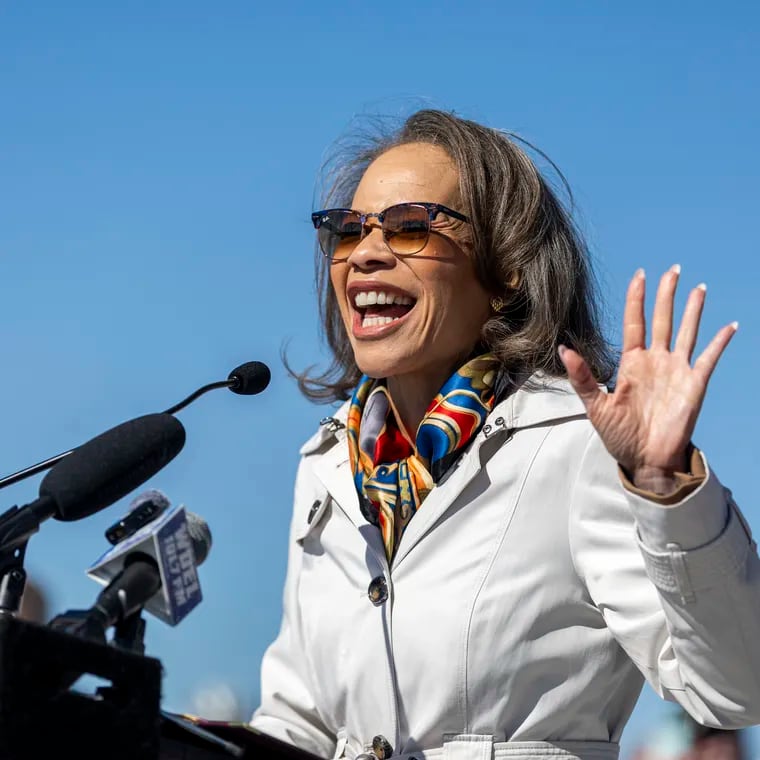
[40,413,186,522]
[227,361,271,396]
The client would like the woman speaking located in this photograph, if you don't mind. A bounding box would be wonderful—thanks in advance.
[250,110,760,760]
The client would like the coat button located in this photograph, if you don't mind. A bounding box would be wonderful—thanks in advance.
[367,576,388,606]
[372,735,394,758]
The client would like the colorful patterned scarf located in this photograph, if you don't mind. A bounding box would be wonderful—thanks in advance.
[347,354,497,563]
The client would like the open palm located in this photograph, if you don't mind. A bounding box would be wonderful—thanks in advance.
[559,266,737,490]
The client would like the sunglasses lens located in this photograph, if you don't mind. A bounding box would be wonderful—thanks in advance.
[383,204,429,254]
[317,211,362,260]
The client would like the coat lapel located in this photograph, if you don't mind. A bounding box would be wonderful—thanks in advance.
[311,436,360,524]
[391,378,588,569]
[310,436,391,567]
[389,432,492,569]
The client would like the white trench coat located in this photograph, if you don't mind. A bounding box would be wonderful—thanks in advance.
[251,378,760,760]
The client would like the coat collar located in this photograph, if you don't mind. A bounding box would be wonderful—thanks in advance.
[302,375,589,568]
[493,374,588,430]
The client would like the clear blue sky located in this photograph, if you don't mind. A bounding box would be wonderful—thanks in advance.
[1,1,758,755]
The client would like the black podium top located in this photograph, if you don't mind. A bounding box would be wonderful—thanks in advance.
[0,616,325,760]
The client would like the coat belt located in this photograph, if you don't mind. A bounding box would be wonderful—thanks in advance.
[341,735,619,760]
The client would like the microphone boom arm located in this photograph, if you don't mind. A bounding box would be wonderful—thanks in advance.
[0,360,265,492]
[0,451,75,491]
[160,379,232,416]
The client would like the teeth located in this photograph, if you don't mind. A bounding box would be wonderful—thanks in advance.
[352,290,413,308]
[362,315,401,327]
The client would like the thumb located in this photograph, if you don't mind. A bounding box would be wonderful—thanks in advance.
[558,345,604,414]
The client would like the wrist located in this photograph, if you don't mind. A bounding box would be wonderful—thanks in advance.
[630,466,681,495]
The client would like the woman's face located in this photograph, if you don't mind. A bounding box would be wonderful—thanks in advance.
[329,142,492,385]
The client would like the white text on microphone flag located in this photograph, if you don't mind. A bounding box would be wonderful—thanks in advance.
[159,510,201,617]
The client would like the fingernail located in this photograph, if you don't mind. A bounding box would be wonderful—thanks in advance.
[558,344,567,358]
[670,264,681,275]
[634,268,645,278]
[730,321,739,331]
[696,282,707,291]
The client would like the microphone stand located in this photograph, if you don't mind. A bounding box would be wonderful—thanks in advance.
[0,500,37,617]
[48,604,148,655]
[0,540,27,617]
[112,610,147,655]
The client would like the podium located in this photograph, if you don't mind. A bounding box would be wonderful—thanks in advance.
[0,616,323,759]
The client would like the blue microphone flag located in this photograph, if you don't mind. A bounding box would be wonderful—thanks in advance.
[87,505,202,626]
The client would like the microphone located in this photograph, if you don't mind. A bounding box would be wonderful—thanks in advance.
[85,504,211,627]
[0,360,271,491]
[104,489,170,546]
[48,503,211,651]
[162,360,271,415]
[228,360,271,396]
[0,414,185,553]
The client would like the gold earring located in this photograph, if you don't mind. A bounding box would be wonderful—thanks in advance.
[490,296,505,313]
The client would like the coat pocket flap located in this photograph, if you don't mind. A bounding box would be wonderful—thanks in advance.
[295,496,331,544]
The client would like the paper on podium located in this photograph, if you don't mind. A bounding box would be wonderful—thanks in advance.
[163,713,327,759]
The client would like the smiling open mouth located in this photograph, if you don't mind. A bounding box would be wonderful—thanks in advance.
[353,289,416,328]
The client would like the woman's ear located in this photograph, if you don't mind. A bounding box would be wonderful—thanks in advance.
[506,270,521,289]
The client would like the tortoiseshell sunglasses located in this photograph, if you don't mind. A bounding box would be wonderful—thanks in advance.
[311,202,469,261]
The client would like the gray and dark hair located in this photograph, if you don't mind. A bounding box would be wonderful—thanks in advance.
[294,109,616,402]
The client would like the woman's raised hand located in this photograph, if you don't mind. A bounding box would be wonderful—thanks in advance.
[559,266,738,493]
